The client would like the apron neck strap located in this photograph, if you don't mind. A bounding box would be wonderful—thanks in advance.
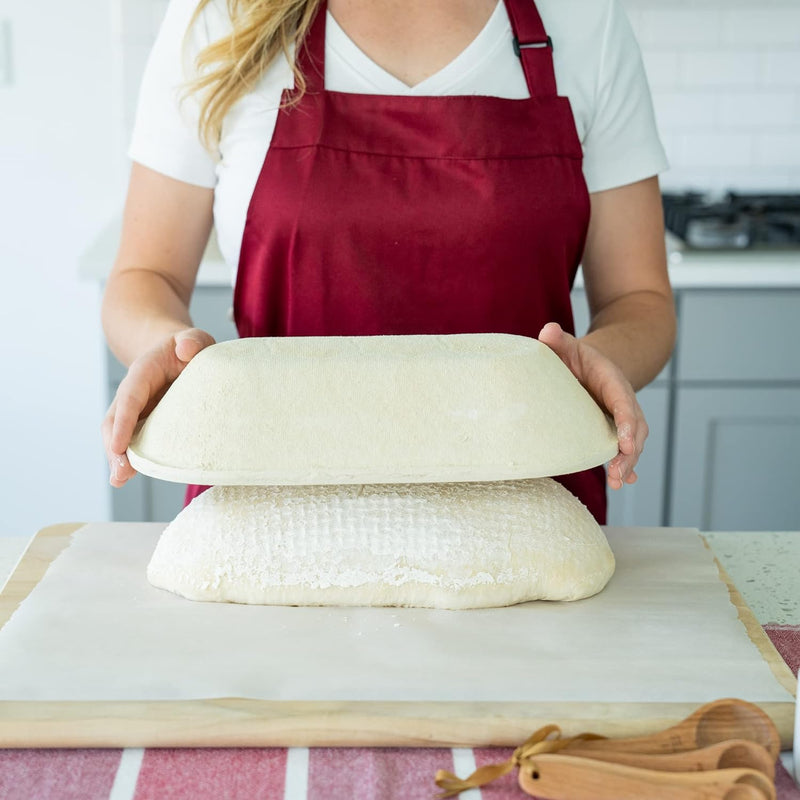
[296,0,328,95]
[504,0,558,97]
[297,0,558,98]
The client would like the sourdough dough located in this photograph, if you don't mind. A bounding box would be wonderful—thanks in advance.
[147,479,615,609]
[128,334,618,486]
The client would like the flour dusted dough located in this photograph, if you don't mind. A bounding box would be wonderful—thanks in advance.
[128,334,618,486]
[147,479,615,609]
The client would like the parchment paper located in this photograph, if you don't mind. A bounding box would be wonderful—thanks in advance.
[0,523,792,704]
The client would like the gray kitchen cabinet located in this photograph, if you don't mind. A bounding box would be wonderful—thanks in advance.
[107,286,237,522]
[668,289,800,530]
[571,288,671,527]
[669,386,800,530]
[675,290,800,382]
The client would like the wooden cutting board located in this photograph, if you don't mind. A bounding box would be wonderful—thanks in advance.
[0,523,795,749]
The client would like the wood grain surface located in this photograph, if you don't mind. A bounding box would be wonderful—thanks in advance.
[0,524,795,749]
[0,523,83,631]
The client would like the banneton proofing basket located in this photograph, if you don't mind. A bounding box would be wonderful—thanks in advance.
[127,333,619,486]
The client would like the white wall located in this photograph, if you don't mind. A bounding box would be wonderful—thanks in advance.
[0,0,124,535]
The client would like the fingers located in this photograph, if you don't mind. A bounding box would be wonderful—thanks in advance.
[108,452,134,488]
[103,361,157,487]
[110,362,156,454]
[606,393,648,490]
[102,328,215,488]
[538,322,581,375]
[174,327,215,363]
[538,321,564,347]
[539,321,648,491]
[101,399,136,488]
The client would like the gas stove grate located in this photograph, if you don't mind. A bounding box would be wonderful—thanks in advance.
[662,192,800,250]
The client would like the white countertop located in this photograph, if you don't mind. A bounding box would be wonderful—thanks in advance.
[663,248,800,289]
[81,218,800,290]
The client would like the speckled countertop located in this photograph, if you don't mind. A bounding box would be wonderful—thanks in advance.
[703,530,800,626]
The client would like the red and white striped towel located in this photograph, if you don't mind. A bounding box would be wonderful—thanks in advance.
[2,745,798,800]
[2,626,798,800]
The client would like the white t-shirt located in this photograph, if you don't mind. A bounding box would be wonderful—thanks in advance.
[130,0,668,276]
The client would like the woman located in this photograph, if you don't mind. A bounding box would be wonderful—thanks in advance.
[101,0,676,523]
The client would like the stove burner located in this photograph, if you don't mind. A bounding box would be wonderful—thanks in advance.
[662,192,800,250]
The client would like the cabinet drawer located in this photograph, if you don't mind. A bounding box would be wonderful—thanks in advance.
[669,386,800,530]
[677,289,800,382]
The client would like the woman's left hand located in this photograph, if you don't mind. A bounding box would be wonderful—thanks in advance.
[538,321,647,490]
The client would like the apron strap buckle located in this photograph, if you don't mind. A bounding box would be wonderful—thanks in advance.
[512,35,553,57]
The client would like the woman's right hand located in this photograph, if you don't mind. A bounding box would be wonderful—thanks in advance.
[101,327,215,487]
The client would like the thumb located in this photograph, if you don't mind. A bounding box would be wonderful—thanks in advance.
[174,328,215,364]
[537,321,564,350]
[537,321,582,376]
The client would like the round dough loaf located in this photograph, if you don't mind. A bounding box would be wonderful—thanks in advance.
[147,479,615,609]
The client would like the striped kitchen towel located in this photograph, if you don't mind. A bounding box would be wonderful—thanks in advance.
[1,625,798,800]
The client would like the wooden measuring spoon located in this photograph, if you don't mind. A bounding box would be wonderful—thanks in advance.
[517,755,776,800]
[564,699,780,760]
[724,787,774,800]
[564,739,775,779]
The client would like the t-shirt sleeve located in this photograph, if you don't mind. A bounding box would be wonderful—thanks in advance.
[581,0,668,193]
[128,0,218,188]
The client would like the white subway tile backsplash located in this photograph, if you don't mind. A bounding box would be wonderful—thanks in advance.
[637,9,723,48]
[658,132,683,165]
[783,168,800,191]
[679,51,760,88]
[659,167,721,193]
[641,51,681,90]
[762,50,800,87]
[717,91,800,128]
[721,8,800,47]
[707,166,797,191]
[754,132,800,167]
[653,92,718,130]
[678,132,754,167]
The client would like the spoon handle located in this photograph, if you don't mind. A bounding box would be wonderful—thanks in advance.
[564,727,696,755]
[724,787,772,800]
[517,755,775,800]
[564,740,775,779]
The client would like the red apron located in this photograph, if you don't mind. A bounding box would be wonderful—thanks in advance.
[188,0,607,521]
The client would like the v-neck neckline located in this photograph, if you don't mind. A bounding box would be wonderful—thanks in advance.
[325,2,509,95]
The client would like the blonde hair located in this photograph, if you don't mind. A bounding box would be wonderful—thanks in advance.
[186,0,322,149]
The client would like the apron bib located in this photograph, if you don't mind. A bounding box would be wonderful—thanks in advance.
[189,0,606,520]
